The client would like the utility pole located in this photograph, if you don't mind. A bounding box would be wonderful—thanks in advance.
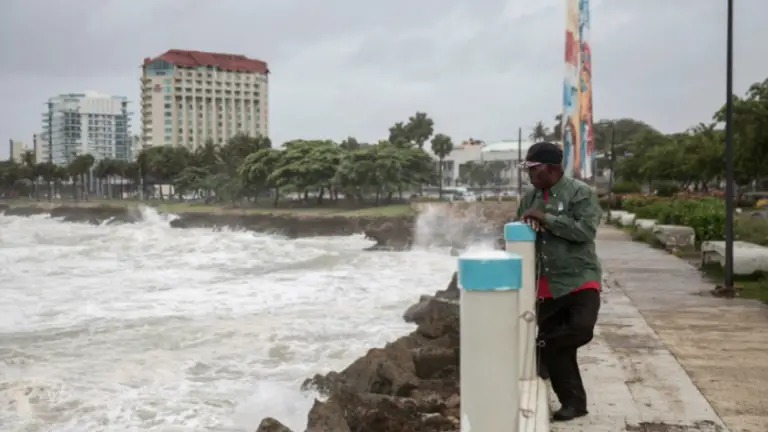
[724,0,735,292]
[517,127,523,197]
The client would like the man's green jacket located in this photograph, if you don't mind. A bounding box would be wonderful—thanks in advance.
[515,176,602,299]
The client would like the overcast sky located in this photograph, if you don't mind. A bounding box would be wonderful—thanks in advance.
[1,0,766,159]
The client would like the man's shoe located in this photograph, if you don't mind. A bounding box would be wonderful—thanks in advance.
[552,406,588,422]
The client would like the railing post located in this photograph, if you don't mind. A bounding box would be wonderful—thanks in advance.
[504,222,537,380]
[459,250,523,432]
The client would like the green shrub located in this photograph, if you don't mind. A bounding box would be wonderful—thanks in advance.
[611,180,642,194]
[735,216,768,246]
[622,196,667,215]
[653,181,681,197]
[631,197,725,242]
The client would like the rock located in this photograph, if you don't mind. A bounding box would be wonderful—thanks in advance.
[364,220,413,250]
[434,272,458,300]
[307,398,351,432]
[302,341,419,397]
[411,346,458,379]
[307,384,457,432]
[404,273,459,324]
[414,297,459,339]
[402,295,433,324]
[265,270,463,431]
[255,417,293,432]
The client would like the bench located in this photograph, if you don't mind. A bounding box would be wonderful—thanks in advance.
[634,219,657,229]
[653,225,696,249]
[607,210,628,223]
[701,240,768,275]
[619,213,636,226]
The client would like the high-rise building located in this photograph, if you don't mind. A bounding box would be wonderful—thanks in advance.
[8,139,26,163]
[140,49,269,149]
[42,92,132,165]
[33,133,49,163]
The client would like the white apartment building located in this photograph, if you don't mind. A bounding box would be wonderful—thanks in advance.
[140,49,269,149]
[42,92,132,165]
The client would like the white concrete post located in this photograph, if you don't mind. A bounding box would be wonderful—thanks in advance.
[459,250,523,432]
[504,221,537,380]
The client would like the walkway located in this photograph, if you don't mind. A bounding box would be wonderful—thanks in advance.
[553,226,768,432]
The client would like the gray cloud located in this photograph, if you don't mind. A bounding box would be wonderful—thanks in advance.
[1,0,767,159]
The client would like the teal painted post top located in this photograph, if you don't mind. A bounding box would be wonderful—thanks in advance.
[458,252,522,291]
[504,222,536,242]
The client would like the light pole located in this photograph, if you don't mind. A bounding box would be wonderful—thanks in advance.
[606,125,615,220]
[724,0,735,292]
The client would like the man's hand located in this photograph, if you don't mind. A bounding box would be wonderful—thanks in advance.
[521,208,547,232]
[522,208,546,221]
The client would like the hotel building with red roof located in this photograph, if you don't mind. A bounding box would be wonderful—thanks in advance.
[140,49,269,149]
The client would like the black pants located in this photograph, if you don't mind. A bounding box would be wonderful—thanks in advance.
[536,289,600,412]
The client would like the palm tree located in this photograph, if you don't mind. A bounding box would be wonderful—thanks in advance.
[67,153,95,201]
[550,114,564,141]
[18,151,40,200]
[529,121,550,142]
[430,133,454,199]
[94,159,111,199]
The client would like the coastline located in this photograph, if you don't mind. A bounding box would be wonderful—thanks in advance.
[0,200,517,251]
[0,201,416,250]
[1,199,519,430]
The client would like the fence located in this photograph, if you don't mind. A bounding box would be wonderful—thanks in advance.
[458,221,549,431]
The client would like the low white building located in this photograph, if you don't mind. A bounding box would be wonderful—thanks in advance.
[441,140,538,189]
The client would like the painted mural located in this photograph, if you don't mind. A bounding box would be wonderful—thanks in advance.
[561,0,594,180]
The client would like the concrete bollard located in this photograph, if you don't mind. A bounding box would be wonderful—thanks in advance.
[504,222,537,380]
[459,250,523,432]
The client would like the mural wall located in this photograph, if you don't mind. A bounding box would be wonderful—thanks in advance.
[561,0,594,180]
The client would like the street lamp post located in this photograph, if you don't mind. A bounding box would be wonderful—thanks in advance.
[606,125,615,220]
[724,0,735,291]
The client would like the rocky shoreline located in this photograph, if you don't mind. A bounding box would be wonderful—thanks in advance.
[0,201,515,251]
[257,274,461,432]
[0,203,415,250]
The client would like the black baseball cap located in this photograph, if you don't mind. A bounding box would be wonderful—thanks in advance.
[521,141,563,168]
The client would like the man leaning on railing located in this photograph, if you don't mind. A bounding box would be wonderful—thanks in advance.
[516,141,602,422]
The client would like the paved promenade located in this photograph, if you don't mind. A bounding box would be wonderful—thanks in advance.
[553,226,768,432]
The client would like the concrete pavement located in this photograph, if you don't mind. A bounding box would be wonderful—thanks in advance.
[553,226,768,432]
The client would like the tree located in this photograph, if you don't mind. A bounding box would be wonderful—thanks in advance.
[406,112,434,149]
[430,133,454,199]
[238,148,282,205]
[66,153,94,201]
[340,137,361,151]
[530,121,549,142]
[388,122,410,147]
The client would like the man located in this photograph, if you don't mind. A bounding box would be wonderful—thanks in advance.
[515,141,602,422]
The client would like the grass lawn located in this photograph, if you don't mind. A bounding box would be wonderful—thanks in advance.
[700,263,768,303]
[154,202,415,217]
